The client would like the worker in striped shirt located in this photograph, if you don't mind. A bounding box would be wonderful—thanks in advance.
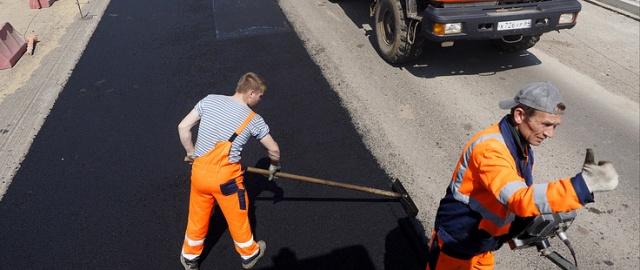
[177,72,281,270]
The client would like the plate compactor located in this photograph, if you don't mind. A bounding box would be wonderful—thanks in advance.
[246,167,419,217]
[509,211,579,270]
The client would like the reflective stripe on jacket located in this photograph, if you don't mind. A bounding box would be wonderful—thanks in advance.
[434,116,594,257]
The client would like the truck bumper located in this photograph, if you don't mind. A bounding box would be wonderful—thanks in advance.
[421,0,581,41]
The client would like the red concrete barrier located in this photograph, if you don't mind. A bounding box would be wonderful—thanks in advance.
[29,0,56,9]
[0,22,27,70]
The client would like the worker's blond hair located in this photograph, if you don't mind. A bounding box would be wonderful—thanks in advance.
[235,72,267,94]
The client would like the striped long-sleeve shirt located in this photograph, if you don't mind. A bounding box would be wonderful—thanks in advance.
[193,95,270,163]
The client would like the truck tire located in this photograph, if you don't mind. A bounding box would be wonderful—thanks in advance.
[493,35,541,53]
[374,0,419,64]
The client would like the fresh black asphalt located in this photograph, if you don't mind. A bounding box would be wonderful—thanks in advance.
[0,0,426,269]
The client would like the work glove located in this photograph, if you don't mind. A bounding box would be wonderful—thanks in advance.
[581,148,619,193]
[268,162,281,181]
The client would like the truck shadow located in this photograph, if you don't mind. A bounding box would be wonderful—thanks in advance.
[330,0,542,78]
[405,41,542,78]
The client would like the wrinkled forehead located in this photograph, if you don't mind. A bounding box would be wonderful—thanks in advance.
[530,110,563,124]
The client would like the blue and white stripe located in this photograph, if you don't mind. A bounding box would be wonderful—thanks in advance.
[193,95,269,162]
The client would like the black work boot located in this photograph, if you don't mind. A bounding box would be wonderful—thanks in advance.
[180,255,199,270]
[241,240,266,269]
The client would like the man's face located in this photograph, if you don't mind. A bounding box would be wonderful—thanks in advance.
[246,90,264,107]
[515,109,562,146]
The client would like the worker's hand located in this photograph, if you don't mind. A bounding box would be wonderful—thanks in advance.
[581,149,619,193]
[184,153,196,165]
[268,162,281,181]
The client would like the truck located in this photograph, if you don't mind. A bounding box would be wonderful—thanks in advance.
[363,0,582,64]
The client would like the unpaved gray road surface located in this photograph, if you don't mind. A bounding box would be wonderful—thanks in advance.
[278,0,639,269]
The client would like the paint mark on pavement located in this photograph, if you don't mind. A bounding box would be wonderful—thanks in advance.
[212,0,290,40]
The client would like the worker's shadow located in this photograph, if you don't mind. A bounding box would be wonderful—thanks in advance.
[243,157,286,233]
[198,158,284,262]
[252,217,428,270]
[384,217,428,270]
[255,246,376,270]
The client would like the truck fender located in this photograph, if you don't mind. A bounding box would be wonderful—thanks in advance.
[371,0,421,20]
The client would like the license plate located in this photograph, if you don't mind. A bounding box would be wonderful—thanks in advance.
[497,19,532,31]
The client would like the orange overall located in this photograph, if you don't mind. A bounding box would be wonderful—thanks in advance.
[426,116,594,269]
[426,231,494,270]
[181,112,260,261]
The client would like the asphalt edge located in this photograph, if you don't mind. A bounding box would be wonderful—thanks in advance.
[0,0,112,201]
[277,0,432,259]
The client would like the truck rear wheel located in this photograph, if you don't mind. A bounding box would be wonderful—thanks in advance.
[373,0,419,64]
[493,35,541,53]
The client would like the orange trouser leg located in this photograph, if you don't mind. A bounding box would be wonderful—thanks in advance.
[215,176,260,260]
[426,232,495,270]
[429,250,494,270]
[181,184,215,260]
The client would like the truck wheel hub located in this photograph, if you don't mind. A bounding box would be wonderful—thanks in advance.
[382,10,395,45]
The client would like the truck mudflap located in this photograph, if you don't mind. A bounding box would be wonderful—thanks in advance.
[421,0,582,41]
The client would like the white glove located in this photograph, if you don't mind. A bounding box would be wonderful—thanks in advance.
[581,149,619,193]
[268,163,281,181]
[582,162,619,192]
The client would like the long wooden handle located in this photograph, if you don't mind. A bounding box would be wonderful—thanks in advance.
[246,167,402,198]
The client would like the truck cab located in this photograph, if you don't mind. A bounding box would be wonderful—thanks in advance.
[370,0,581,63]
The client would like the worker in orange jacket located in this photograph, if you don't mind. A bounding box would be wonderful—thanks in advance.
[177,72,281,270]
[427,82,619,269]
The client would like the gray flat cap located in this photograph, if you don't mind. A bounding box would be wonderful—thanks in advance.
[499,82,564,114]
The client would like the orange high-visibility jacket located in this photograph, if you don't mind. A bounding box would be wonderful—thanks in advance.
[433,116,593,258]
